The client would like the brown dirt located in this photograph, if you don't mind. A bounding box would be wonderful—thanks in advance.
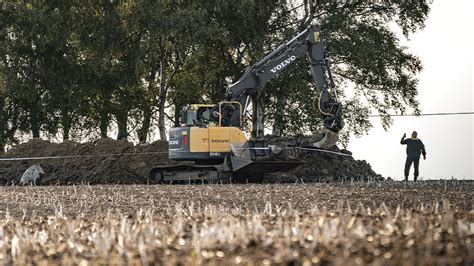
[0,138,172,185]
[0,136,382,185]
[262,134,383,182]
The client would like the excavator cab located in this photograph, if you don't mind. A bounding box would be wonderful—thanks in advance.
[180,104,216,127]
[180,102,243,128]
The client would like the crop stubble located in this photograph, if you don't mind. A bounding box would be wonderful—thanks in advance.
[0,181,472,265]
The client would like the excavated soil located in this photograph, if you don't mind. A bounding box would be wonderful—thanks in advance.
[261,134,382,183]
[0,138,172,185]
[0,136,382,185]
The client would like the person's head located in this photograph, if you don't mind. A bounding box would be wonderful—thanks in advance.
[411,131,418,138]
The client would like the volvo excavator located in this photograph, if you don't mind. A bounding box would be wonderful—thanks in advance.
[149,25,344,183]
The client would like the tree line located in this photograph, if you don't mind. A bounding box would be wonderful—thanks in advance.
[0,0,430,151]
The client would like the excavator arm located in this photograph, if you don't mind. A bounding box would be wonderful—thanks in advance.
[222,25,343,133]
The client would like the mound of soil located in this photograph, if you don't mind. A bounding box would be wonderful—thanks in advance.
[0,135,382,185]
[0,138,172,185]
[261,134,383,182]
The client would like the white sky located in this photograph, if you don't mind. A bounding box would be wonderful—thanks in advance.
[348,0,473,180]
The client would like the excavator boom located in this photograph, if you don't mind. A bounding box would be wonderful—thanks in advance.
[224,25,343,132]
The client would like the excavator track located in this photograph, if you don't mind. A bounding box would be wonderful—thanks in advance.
[149,156,304,184]
[149,164,230,184]
[148,164,267,184]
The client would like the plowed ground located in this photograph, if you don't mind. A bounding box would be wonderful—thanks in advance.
[0,181,472,265]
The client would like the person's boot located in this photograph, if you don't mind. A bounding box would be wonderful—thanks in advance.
[405,176,408,182]
[414,176,417,182]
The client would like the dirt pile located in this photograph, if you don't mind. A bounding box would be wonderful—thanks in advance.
[0,135,382,185]
[261,134,383,182]
[0,138,172,185]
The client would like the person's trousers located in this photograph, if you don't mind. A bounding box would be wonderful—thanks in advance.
[404,158,420,180]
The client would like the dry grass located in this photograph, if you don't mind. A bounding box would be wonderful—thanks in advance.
[0,181,473,265]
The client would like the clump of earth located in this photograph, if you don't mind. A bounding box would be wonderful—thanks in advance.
[0,135,383,185]
[260,134,383,183]
[0,138,171,185]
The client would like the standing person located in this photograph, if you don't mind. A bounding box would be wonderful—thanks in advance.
[400,131,426,181]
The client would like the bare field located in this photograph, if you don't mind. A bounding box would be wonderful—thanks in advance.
[0,181,473,265]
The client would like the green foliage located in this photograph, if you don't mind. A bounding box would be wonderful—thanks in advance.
[264,1,429,143]
[0,0,431,145]
[318,1,428,141]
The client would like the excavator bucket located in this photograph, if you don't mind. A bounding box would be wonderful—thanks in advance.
[312,128,339,149]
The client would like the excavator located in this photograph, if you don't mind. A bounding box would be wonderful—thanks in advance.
[149,25,343,183]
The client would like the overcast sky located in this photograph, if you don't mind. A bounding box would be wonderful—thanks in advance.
[348,0,473,180]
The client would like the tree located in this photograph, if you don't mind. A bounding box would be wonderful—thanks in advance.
[263,1,430,141]
[322,2,426,134]
[2,1,87,141]
[133,0,215,140]
[0,3,14,152]
[35,1,84,141]
[182,0,290,137]
[2,1,49,139]
[0,0,432,145]
[0,74,18,153]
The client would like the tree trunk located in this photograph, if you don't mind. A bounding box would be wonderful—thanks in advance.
[0,132,4,154]
[99,111,108,138]
[0,95,5,151]
[0,132,7,154]
[116,109,129,140]
[157,56,167,141]
[61,108,71,141]
[137,103,152,143]
[0,138,4,154]
[251,89,265,138]
[0,94,17,152]
[158,93,167,140]
[62,124,70,141]
[99,91,111,138]
[0,99,6,152]
[174,103,182,127]
[30,104,41,138]
[272,87,286,136]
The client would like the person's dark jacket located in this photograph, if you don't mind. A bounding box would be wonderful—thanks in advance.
[401,137,426,159]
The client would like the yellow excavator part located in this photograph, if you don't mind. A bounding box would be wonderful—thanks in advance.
[189,128,208,152]
[189,127,247,153]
